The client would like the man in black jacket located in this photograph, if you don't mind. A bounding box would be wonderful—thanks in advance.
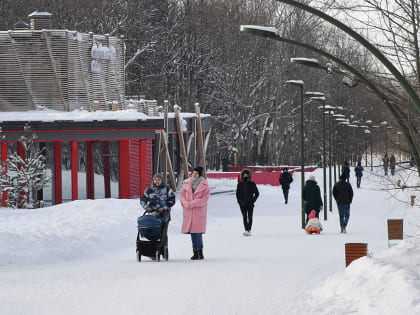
[333,173,354,233]
[236,169,259,236]
[279,168,293,204]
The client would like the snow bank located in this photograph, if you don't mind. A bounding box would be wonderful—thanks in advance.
[0,199,140,266]
[308,234,420,314]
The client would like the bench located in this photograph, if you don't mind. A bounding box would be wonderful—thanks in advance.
[387,219,403,247]
[345,243,368,267]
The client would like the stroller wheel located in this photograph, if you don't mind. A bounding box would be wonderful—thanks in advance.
[163,247,169,261]
[136,250,141,262]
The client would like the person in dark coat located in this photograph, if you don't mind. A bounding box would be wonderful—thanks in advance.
[390,154,396,176]
[383,154,389,175]
[333,173,354,233]
[354,160,364,188]
[236,169,259,236]
[302,175,323,223]
[140,173,176,251]
[279,168,293,204]
[342,160,350,183]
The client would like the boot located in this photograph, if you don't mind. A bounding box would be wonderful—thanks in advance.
[198,248,204,260]
[340,226,344,233]
[191,250,199,260]
[343,226,347,234]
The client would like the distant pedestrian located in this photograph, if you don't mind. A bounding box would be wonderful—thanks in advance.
[236,169,259,236]
[279,168,293,204]
[342,160,350,183]
[390,154,396,176]
[354,161,364,188]
[333,173,354,233]
[302,175,323,223]
[383,154,389,175]
[180,166,210,260]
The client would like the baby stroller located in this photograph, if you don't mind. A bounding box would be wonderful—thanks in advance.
[136,210,169,262]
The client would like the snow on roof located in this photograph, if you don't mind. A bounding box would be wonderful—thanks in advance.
[0,109,210,123]
[0,109,160,123]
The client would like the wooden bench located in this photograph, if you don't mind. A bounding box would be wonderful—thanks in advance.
[345,243,367,267]
[387,219,403,247]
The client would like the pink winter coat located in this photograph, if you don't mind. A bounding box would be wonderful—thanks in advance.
[180,177,210,233]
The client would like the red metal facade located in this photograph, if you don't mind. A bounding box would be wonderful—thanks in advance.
[1,142,7,206]
[54,141,62,204]
[71,141,78,201]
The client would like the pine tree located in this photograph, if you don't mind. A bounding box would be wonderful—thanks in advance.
[0,124,50,209]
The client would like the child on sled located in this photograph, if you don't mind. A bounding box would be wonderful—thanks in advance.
[305,210,323,234]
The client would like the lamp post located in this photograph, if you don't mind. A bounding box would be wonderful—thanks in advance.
[325,105,336,212]
[333,113,346,181]
[286,79,306,229]
[305,92,327,220]
[397,131,402,162]
[381,121,388,154]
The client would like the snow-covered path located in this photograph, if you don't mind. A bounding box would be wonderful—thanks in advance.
[1,169,419,315]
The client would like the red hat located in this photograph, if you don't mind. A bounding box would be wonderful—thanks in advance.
[309,210,316,219]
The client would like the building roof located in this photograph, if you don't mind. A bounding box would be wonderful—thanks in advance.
[28,9,52,17]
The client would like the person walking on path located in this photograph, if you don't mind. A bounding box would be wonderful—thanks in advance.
[140,173,176,253]
[383,154,389,175]
[354,161,364,188]
[333,173,354,233]
[342,160,350,183]
[390,154,396,176]
[302,175,323,224]
[180,166,210,260]
[236,169,259,236]
[279,167,293,204]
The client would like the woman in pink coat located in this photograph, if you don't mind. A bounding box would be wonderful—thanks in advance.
[180,166,210,260]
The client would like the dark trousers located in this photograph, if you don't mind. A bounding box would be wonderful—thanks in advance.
[191,233,203,250]
[337,204,350,227]
[356,176,361,188]
[240,206,254,231]
[282,187,289,203]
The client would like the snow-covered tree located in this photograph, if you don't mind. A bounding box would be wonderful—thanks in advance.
[0,124,50,209]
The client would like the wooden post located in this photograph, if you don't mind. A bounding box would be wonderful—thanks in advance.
[174,106,189,179]
[387,219,403,247]
[345,243,367,267]
[160,130,176,191]
[194,103,207,178]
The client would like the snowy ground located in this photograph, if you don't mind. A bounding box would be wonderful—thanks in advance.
[0,167,419,315]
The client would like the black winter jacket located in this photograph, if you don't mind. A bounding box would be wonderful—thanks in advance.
[302,180,323,214]
[279,172,293,189]
[236,169,259,208]
[333,180,353,205]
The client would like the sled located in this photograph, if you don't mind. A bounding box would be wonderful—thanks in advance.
[306,227,322,235]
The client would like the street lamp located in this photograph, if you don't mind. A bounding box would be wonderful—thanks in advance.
[286,79,305,229]
[305,92,327,220]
